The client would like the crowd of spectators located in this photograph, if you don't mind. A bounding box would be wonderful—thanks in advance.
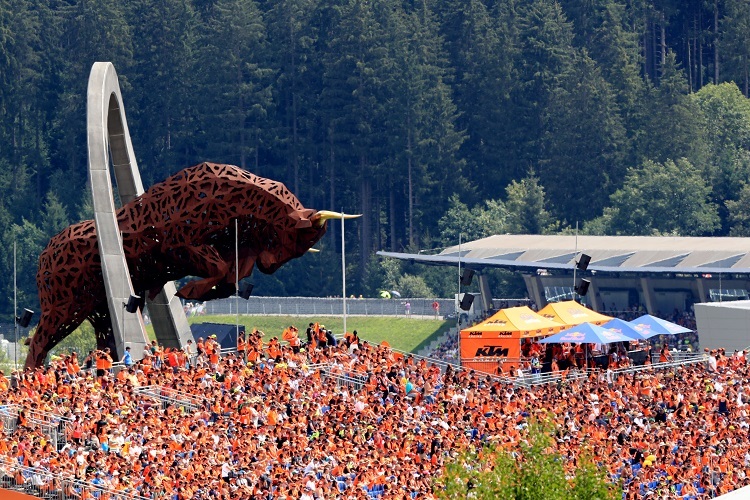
[0,322,747,500]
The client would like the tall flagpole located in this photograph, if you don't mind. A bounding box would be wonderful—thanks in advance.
[342,210,347,335]
[235,219,239,348]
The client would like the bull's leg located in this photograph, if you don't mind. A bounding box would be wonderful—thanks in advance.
[24,312,74,369]
[172,244,241,300]
[88,308,118,357]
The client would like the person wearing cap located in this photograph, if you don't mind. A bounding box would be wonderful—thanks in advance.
[312,324,326,349]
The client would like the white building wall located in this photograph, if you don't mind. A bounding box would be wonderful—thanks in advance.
[694,300,750,353]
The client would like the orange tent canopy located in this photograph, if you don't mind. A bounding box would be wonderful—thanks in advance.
[461,306,565,338]
[537,300,612,327]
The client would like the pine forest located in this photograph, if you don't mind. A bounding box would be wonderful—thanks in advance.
[2,0,750,317]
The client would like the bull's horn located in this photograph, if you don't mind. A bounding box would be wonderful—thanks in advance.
[312,210,362,226]
[307,248,321,253]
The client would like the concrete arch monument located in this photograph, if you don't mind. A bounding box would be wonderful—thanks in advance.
[86,62,192,361]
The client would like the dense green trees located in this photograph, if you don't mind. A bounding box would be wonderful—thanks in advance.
[436,419,618,500]
[3,0,750,317]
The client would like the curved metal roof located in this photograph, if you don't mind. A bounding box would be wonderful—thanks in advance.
[377,234,750,275]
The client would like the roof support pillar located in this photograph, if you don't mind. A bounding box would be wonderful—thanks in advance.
[639,277,656,314]
[478,273,493,313]
[587,279,602,311]
[523,274,546,310]
[696,277,709,303]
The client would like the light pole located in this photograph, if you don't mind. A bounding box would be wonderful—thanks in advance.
[457,233,462,366]
[573,221,578,293]
[13,237,17,371]
[342,210,347,335]
[235,219,240,349]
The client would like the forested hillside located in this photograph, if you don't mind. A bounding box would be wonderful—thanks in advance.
[2,0,750,317]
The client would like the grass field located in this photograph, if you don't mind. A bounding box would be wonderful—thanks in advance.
[170,315,452,353]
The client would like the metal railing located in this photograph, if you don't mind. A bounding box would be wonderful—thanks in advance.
[381,345,458,371]
[307,363,368,393]
[616,354,709,376]
[0,405,71,451]
[650,350,705,364]
[134,385,206,413]
[512,368,597,389]
[0,458,150,500]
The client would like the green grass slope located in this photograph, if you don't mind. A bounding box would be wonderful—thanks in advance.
[176,315,451,353]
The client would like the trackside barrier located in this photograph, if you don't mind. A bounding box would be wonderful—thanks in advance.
[0,457,150,500]
[0,405,71,451]
[134,385,206,413]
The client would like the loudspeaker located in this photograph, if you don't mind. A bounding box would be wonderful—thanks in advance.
[17,309,34,328]
[459,293,474,311]
[576,254,591,271]
[460,268,475,286]
[239,283,254,300]
[575,279,591,297]
[125,294,141,313]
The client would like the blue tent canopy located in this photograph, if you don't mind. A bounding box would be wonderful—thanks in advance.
[602,318,648,340]
[628,314,692,339]
[538,322,633,344]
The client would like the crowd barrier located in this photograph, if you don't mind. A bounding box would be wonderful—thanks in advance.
[133,385,206,413]
[310,363,368,393]
[616,353,709,377]
[512,368,596,389]
[0,457,150,500]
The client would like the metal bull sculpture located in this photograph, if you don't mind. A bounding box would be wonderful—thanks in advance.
[27,162,357,368]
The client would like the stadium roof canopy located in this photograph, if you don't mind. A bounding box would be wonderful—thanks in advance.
[377,234,750,275]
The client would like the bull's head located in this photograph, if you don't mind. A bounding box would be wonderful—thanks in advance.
[252,209,361,274]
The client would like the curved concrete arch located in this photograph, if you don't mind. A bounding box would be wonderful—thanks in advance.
[87,62,191,361]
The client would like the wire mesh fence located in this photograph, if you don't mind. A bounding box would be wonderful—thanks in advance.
[201,297,457,318]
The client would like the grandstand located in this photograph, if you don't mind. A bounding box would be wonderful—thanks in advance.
[0,327,748,499]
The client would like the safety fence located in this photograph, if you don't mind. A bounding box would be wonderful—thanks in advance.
[0,405,71,451]
[133,385,206,413]
[202,297,456,318]
[0,457,150,500]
